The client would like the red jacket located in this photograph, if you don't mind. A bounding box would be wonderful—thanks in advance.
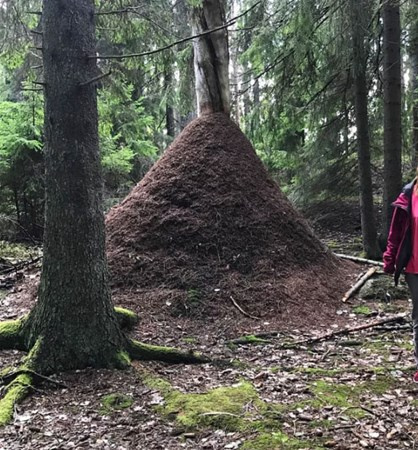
[383,180,414,285]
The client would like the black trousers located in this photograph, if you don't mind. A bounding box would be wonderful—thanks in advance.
[404,273,418,367]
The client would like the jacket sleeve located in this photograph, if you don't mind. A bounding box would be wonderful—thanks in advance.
[383,206,408,274]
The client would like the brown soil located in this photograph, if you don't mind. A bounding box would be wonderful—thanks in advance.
[106,113,356,335]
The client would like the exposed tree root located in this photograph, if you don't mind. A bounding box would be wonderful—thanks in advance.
[1,369,67,389]
[0,317,27,351]
[128,340,210,364]
[0,372,33,426]
[0,308,209,426]
[114,306,139,330]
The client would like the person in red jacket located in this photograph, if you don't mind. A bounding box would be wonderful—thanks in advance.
[383,178,418,383]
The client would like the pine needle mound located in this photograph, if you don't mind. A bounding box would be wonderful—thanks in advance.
[106,113,353,328]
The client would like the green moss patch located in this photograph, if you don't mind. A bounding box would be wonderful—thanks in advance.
[141,373,324,447]
[310,375,396,418]
[147,377,260,431]
[100,393,134,414]
[182,337,198,344]
[352,305,372,315]
[241,431,316,450]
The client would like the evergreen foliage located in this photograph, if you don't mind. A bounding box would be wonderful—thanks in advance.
[0,0,416,240]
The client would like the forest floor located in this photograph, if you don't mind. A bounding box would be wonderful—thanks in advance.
[0,200,417,450]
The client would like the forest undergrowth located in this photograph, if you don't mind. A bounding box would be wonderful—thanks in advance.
[0,208,416,450]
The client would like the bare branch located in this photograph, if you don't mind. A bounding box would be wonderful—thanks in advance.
[22,88,43,92]
[95,6,143,16]
[79,70,112,87]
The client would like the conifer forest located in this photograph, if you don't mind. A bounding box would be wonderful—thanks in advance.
[0,0,417,448]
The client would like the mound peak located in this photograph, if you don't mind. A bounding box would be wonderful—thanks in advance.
[106,113,353,329]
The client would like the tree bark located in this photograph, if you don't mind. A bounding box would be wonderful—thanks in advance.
[192,0,230,116]
[410,0,418,168]
[22,0,127,373]
[164,58,176,138]
[349,0,381,259]
[382,0,402,240]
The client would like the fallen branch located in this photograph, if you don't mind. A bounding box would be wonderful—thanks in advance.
[0,256,42,275]
[293,313,408,346]
[342,266,378,302]
[334,253,384,267]
[229,296,260,320]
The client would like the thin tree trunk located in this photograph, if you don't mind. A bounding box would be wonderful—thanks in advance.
[410,0,418,168]
[13,189,20,224]
[164,58,176,138]
[253,78,260,105]
[382,0,402,240]
[23,0,126,373]
[192,0,230,115]
[230,1,240,123]
[350,0,380,258]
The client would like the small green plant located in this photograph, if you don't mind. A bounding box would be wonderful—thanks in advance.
[100,393,134,414]
[352,305,372,315]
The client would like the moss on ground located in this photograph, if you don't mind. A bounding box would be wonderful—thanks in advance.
[100,393,134,414]
[232,335,271,345]
[145,376,261,431]
[310,375,396,418]
[182,337,198,344]
[241,431,318,450]
[141,372,326,446]
[139,369,396,446]
[352,305,372,315]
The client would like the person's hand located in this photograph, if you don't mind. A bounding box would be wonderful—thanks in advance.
[383,264,395,275]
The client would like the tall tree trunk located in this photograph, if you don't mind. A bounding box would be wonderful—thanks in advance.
[22,0,126,373]
[253,79,260,106]
[349,0,380,258]
[164,57,176,138]
[382,0,402,240]
[410,0,418,168]
[192,0,230,115]
[230,1,240,123]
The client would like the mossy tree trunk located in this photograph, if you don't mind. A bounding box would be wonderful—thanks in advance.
[192,0,230,116]
[21,0,128,373]
[0,1,208,425]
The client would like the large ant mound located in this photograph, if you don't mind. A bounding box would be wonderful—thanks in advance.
[106,113,354,332]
